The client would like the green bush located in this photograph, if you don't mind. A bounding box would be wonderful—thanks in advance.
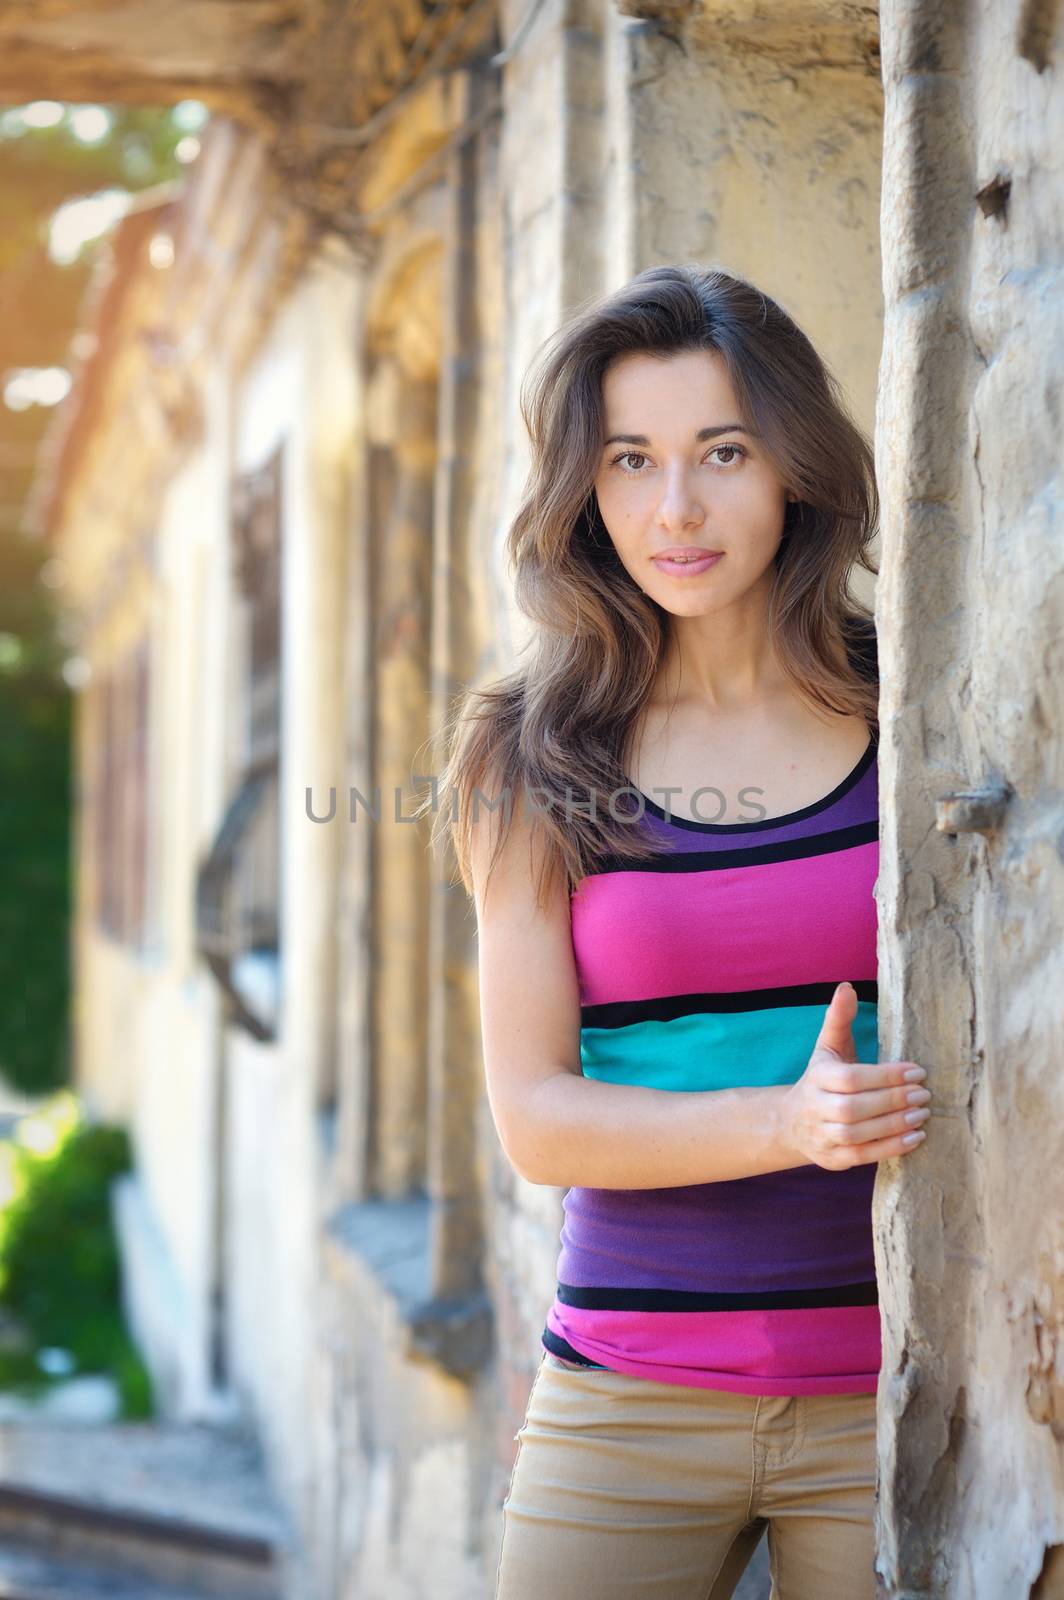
[0,1095,154,1417]
[0,652,72,1096]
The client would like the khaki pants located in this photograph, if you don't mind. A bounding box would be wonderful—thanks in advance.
[495,1351,878,1600]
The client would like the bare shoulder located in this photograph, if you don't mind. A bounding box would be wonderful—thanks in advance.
[468,776,568,926]
[468,775,582,1179]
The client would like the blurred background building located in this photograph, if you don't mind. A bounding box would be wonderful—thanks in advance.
[0,1,1061,1597]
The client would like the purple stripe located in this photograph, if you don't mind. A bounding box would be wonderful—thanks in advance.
[557,1161,876,1292]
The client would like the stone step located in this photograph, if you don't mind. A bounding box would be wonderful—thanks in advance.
[0,1541,226,1600]
[0,1418,294,1599]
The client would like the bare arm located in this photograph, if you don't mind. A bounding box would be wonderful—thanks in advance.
[518,1073,806,1189]
[471,792,931,1191]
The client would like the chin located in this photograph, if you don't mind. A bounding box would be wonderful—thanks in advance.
[652,590,725,617]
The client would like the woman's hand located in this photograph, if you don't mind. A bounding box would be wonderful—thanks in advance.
[779,982,932,1171]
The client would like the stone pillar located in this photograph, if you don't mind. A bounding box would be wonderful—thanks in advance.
[874,2,1064,1594]
[370,358,436,1196]
[426,66,494,1303]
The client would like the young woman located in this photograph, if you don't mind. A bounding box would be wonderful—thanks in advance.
[429,265,932,1599]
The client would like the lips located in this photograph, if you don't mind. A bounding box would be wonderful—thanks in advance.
[655,548,723,560]
[650,550,724,577]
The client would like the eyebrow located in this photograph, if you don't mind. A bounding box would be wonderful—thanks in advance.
[603,423,756,447]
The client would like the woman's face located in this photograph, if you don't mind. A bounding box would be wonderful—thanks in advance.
[592,348,794,617]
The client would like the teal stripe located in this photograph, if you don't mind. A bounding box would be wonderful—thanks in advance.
[580,1000,880,1091]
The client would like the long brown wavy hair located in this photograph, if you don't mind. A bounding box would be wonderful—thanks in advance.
[418,263,880,909]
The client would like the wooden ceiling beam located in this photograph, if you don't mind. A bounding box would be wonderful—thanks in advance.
[0,1,302,109]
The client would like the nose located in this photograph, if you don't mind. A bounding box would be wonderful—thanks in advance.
[655,465,705,533]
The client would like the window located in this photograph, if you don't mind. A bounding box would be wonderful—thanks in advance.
[195,444,284,1041]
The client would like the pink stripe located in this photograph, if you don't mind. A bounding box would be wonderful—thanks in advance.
[571,842,878,1006]
[545,1300,881,1396]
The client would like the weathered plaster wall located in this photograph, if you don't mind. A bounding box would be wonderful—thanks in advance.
[48,124,361,1582]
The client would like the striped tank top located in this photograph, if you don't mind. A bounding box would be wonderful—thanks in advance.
[541,726,881,1395]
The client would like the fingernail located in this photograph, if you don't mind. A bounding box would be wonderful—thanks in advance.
[839,982,853,996]
[902,1130,926,1145]
[903,1067,926,1082]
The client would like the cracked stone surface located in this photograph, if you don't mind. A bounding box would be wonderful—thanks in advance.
[874,1,1064,1595]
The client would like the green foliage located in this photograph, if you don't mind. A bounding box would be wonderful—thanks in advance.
[0,102,205,1094]
[0,1095,154,1418]
[0,610,72,1095]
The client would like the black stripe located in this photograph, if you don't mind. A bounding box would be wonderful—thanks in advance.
[541,1329,610,1368]
[589,818,878,876]
[582,977,878,1030]
[557,1279,879,1312]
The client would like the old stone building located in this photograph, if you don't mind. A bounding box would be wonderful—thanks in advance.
[14,0,1063,1594]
